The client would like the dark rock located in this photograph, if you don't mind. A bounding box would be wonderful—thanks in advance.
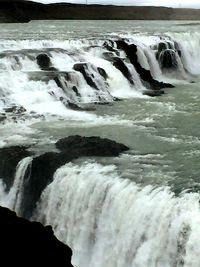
[115,40,174,89]
[56,135,129,157]
[143,90,164,97]
[158,42,168,53]
[36,54,52,70]
[4,105,26,114]
[20,136,129,218]
[103,41,120,55]
[68,101,85,111]
[113,97,123,101]
[159,49,178,69]
[20,151,73,218]
[112,57,134,85]
[72,85,81,97]
[0,113,6,123]
[102,51,134,85]
[0,206,73,266]
[73,63,99,90]
[0,146,32,190]
[97,67,108,80]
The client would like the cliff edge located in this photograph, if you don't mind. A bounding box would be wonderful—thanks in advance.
[0,206,74,266]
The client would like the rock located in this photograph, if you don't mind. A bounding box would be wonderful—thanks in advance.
[36,54,52,70]
[97,67,108,80]
[143,90,164,97]
[115,40,174,89]
[0,113,6,123]
[159,49,178,69]
[20,136,129,218]
[112,57,134,85]
[0,146,32,190]
[0,206,73,266]
[102,52,134,85]
[20,151,73,218]
[56,135,129,157]
[158,42,168,53]
[72,85,81,97]
[4,106,26,114]
[73,63,99,90]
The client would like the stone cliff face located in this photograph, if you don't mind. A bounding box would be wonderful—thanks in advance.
[1,0,200,22]
[0,206,74,266]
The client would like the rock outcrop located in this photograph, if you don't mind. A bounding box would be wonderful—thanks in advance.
[0,206,73,266]
[115,40,174,90]
[0,146,32,190]
[14,136,129,218]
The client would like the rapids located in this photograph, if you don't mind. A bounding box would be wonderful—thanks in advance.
[0,20,200,267]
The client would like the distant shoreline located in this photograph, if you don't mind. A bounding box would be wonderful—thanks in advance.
[1,1,200,23]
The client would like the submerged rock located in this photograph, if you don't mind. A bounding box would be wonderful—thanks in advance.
[143,90,164,97]
[0,206,73,266]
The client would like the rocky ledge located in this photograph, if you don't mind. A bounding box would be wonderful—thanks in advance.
[0,206,73,266]
[0,136,129,218]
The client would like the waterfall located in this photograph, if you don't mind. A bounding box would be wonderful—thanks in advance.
[1,33,200,121]
[34,161,200,267]
[0,156,32,213]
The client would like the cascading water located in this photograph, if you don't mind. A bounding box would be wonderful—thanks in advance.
[0,30,197,121]
[1,20,200,267]
[0,156,32,213]
[34,161,200,267]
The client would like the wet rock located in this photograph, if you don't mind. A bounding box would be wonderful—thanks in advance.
[97,67,108,80]
[56,135,129,157]
[20,136,129,218]
[159,49,178,69]
[0,146,32,190]
[73,63,99,90]
[112,57,134,85]
[143,90,164,97]
[103,51,134,85]
[158,42,168,53]
[115,40,174,89]
[0,113,6,123]
[0,206,73,266]
[4,106,26,114]
[72,85,81,97]
[36,54,56,71]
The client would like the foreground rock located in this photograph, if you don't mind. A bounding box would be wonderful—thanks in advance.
[18,136,129,218]
[0,146,32,190]
[0,206,73,266]
[56,135,129,156]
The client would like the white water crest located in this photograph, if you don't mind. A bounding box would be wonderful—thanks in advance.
[0,156,32,213]
[35,161,200,267]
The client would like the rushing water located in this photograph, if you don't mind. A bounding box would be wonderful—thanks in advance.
[1,20,200,267]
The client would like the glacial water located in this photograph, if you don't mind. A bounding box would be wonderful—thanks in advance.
[1,20,200,267]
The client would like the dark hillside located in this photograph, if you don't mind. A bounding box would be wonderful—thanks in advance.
[0,1,200,22]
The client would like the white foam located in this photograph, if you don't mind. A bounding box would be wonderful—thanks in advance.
[35,161,200,267]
